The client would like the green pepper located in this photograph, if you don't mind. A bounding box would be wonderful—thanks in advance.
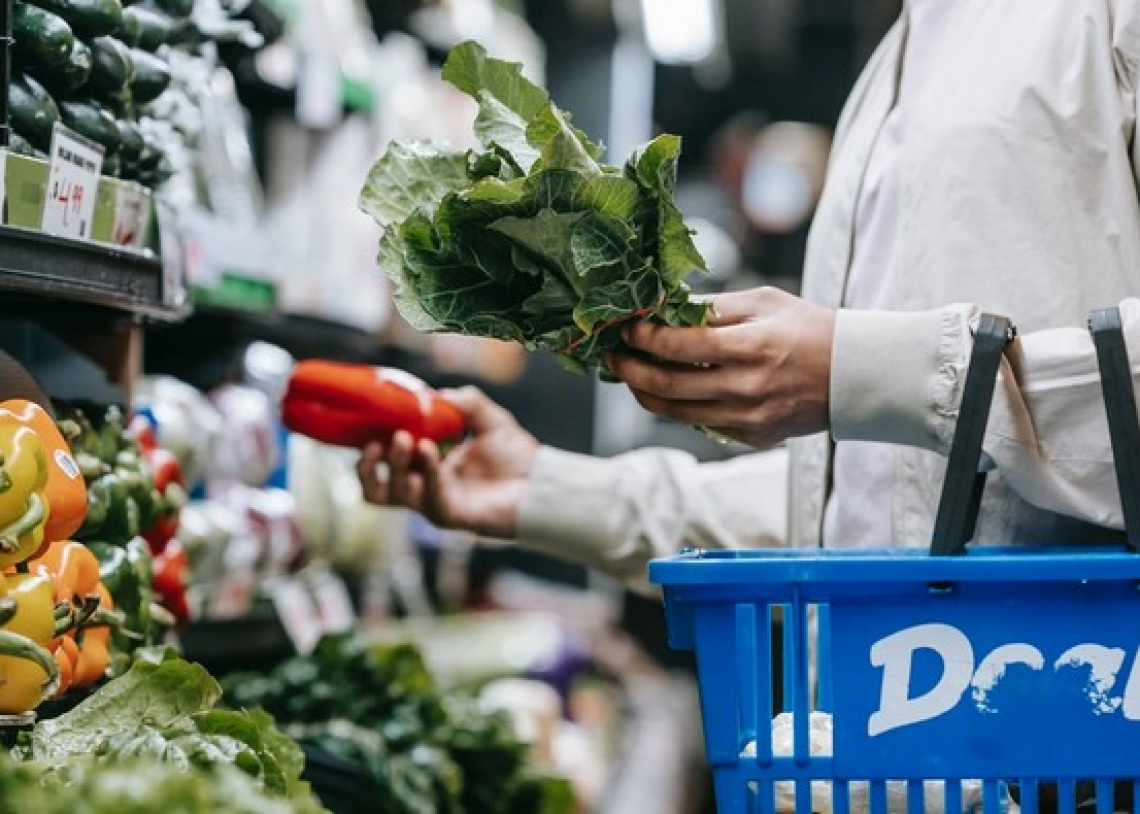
[116,469,158,532]
[96,473,140,545]
[76,476,111,538]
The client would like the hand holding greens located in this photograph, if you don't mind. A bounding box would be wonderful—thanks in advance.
[359,40,709,374]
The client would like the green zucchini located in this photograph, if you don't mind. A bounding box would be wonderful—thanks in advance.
[85,35,134,96]
[7,73,61,151]
[115,5,139,45]
[119,3,172,51]
[12,2,76,68]
[24,0,123,38]
[146,0,192,20]
[7,131,44,157]
[114,117,143,163]
[58,99,122,155]
[25,36,93,95]
[101,152,122,177]
[128,47,170,102]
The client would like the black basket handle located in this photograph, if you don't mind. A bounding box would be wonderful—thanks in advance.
[1088,307,1140,553]
[930,313,1016,557]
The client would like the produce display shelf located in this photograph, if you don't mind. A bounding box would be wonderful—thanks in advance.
[148,302,384,363]
[0,224,182,320]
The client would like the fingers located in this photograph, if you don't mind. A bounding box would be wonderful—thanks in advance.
[356,431,438,511]
[610,351,756,401]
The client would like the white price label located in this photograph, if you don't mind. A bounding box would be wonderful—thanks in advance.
[268,577,323,655]
[41,124,103,240]
[111,182,151,248]
[308,570,356,634]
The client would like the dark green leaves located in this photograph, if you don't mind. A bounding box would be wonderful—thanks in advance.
[358,39,709,373]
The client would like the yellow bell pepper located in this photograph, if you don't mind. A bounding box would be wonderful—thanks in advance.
[0,424,49,569]
[0,571,59,714]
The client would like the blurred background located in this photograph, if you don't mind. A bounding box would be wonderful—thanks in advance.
[0,0,903,811]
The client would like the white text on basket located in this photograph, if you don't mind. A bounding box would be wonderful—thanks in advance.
[867,622,1140,736]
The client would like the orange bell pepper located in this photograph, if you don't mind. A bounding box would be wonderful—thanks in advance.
[51,634,79,696]
[30,541,114,691]
[71,583,112,688]
[1,400,88,547]
[30,539,101,608]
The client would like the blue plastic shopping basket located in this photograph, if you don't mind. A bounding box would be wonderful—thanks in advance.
[650,311,1140,814]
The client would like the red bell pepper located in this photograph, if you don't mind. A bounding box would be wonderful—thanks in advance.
[152,539,190,625]
[141,446,186,555]
[281,361,466,449]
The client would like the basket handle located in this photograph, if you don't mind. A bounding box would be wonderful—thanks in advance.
[930,313,1016,557]
[1088,307,1140,552]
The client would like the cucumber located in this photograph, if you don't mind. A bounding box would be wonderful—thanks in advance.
[101,152,122,177]
[7,131,44,157]
[8,73,61,151]
[85,35,133,96]
[147,0,192,20]
[128,47,170,103]
[115,117,143,163]
[119,3,172,51]
[26,36,93,95]
[12,2,76,68]
[58,99,122,155]
[24,0,123,38]
[115,4,139,45]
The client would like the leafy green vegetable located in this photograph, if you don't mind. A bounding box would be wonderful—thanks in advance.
[15,658,322,810]
[222,633,572,814]
[359,39,709,374]
[0,753,326,814]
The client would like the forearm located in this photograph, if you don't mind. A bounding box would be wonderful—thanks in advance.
[513,445,789,589]
[830,300,1140,529]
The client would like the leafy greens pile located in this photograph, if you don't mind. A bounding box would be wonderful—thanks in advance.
[222,633,574,814]
[359,40,710,374]
[12,655,325,813]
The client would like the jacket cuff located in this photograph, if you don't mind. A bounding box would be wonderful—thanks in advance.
[830,307,968,451]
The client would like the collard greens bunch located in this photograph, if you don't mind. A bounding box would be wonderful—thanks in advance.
[359,40,710,374]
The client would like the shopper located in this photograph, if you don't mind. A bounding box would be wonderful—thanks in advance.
[359,2,1140,581]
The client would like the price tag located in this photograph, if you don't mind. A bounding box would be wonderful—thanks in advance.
[307,569,356,634]
[111,182,152,249]
[41,124,103,240]
[209,570,257,620]
[267,576,323,655]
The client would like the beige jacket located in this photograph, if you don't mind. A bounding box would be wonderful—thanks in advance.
[514,1,1140,585]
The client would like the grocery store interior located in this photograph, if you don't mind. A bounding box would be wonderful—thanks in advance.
[0,0,903,811]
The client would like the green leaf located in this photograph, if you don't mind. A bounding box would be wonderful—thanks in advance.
[27,659,221,761]
[359,141,469,226]
[361,40,710,375]
[489,208,586,283]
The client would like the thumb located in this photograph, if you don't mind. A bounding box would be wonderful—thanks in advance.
[439,386,516,435]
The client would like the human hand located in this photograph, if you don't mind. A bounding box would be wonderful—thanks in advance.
[608,286,835,449]
[356,386,539,539]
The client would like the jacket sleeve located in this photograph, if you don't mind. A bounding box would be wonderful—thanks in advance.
[512,445,789,591]
[829,300,1140,530]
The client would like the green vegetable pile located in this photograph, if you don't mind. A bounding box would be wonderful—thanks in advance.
[60,403,174,670]
[223,633,574,814]
[9,0,191,185]
[7,653,325,813]
[359,40,710,374]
